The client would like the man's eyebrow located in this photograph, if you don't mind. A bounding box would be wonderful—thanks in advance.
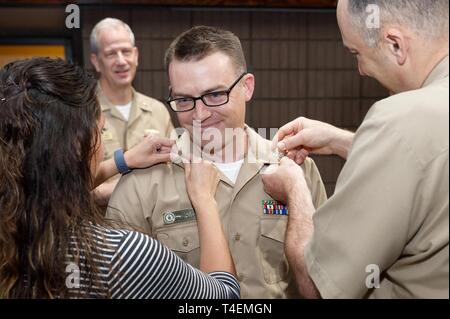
[104,45,133,53]
[203,85,228,94]
[171,84,228,97]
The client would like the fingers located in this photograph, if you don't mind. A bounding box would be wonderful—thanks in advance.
[286,150,296,161]
[279,156,293,165]
[184,161,191,178]
[272,117,305,150]
[157,145,173,154]
[170,144,192,164]
[184,159,211,175]
[146,135,175,147]
[277,131,307,152]
[153,152,172,164]
[294,148,309,165]
[159,137,176,147]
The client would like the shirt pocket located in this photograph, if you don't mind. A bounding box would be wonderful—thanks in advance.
[155,221,200,268]
[259,216,289,284]
[102,125,121,160]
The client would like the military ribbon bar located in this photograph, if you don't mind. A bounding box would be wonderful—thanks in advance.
[262,199,289,215]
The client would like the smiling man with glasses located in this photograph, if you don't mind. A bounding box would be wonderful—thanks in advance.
[167,72,247,112]
[106,26,328,298]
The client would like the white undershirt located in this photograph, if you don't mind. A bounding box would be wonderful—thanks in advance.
[115,102,132,121]
[213,160,244,184]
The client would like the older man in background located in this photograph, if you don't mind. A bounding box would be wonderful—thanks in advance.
[89,18,174,204]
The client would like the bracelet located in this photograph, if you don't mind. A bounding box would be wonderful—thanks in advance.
[114,149,132,175]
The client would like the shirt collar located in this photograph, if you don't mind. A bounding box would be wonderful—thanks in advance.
[97,84,153,113]
[422,55,449,88]
[173,124,277,168]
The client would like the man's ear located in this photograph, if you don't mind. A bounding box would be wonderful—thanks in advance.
[243,73,255,102]
[384,28,409,66]
[134,47,139,67]
[90,53,101,73]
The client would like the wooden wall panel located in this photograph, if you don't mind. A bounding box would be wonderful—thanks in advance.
[1,0,337,8]
[78,7,388,196]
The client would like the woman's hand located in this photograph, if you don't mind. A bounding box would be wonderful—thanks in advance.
[124,134,175,169]
[184,160,219,209]
[93,134,175,192]
[184,161,235,275]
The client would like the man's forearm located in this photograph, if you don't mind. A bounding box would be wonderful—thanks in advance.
[92,176,120,206]
[332,129,354,160]
[95,158,117,187]
[285,185,321,298]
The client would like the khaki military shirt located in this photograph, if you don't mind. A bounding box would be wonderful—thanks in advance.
[98,86,174,160]
[305,56,449,299]
[107,125,328,298]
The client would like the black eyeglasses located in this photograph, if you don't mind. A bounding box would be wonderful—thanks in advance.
[166,72,248,113]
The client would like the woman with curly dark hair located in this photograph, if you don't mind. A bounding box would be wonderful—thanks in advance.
[0,57,238,298]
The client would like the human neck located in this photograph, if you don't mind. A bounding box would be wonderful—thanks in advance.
[402,42,449,92]
[418,44,449,86]
[100,80,133,105]
[194,129,248,163]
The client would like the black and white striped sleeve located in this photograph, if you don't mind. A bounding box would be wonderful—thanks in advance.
[107,230,240,299]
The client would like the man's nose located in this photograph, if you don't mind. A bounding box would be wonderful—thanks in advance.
[193,99,212,121]
[116,52,127,65]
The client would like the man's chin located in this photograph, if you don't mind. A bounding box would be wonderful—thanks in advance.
[184,125,223,143]
[112,78,133,88]
[201,125,223,135]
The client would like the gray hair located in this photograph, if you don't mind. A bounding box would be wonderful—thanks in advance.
[347,0,449,47]
[89,18,135,54]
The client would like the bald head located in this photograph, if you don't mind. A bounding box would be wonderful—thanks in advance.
[336,0,449,93]
[339,0,449,47]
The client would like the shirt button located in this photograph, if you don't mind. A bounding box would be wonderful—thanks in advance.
[234,234,241,241]
[182,238,189,247]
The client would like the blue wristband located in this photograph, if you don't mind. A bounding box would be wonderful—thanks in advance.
[114,149,132,175]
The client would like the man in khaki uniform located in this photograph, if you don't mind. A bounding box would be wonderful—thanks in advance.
[107,26,328,298]
[89,18,174,204]
[90,18,174,160]
[97,87,174,160]
[262,0,449,298]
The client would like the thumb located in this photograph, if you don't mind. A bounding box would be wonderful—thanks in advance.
[159,137,176,148]
[152,152,172,164]
[271,133,280,151]
[184,161,191,178]
[278,132,306,151]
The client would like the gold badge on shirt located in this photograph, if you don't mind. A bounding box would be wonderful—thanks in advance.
[102,131,113,141]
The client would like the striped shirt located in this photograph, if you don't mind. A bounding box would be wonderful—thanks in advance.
[66,225,240,299]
